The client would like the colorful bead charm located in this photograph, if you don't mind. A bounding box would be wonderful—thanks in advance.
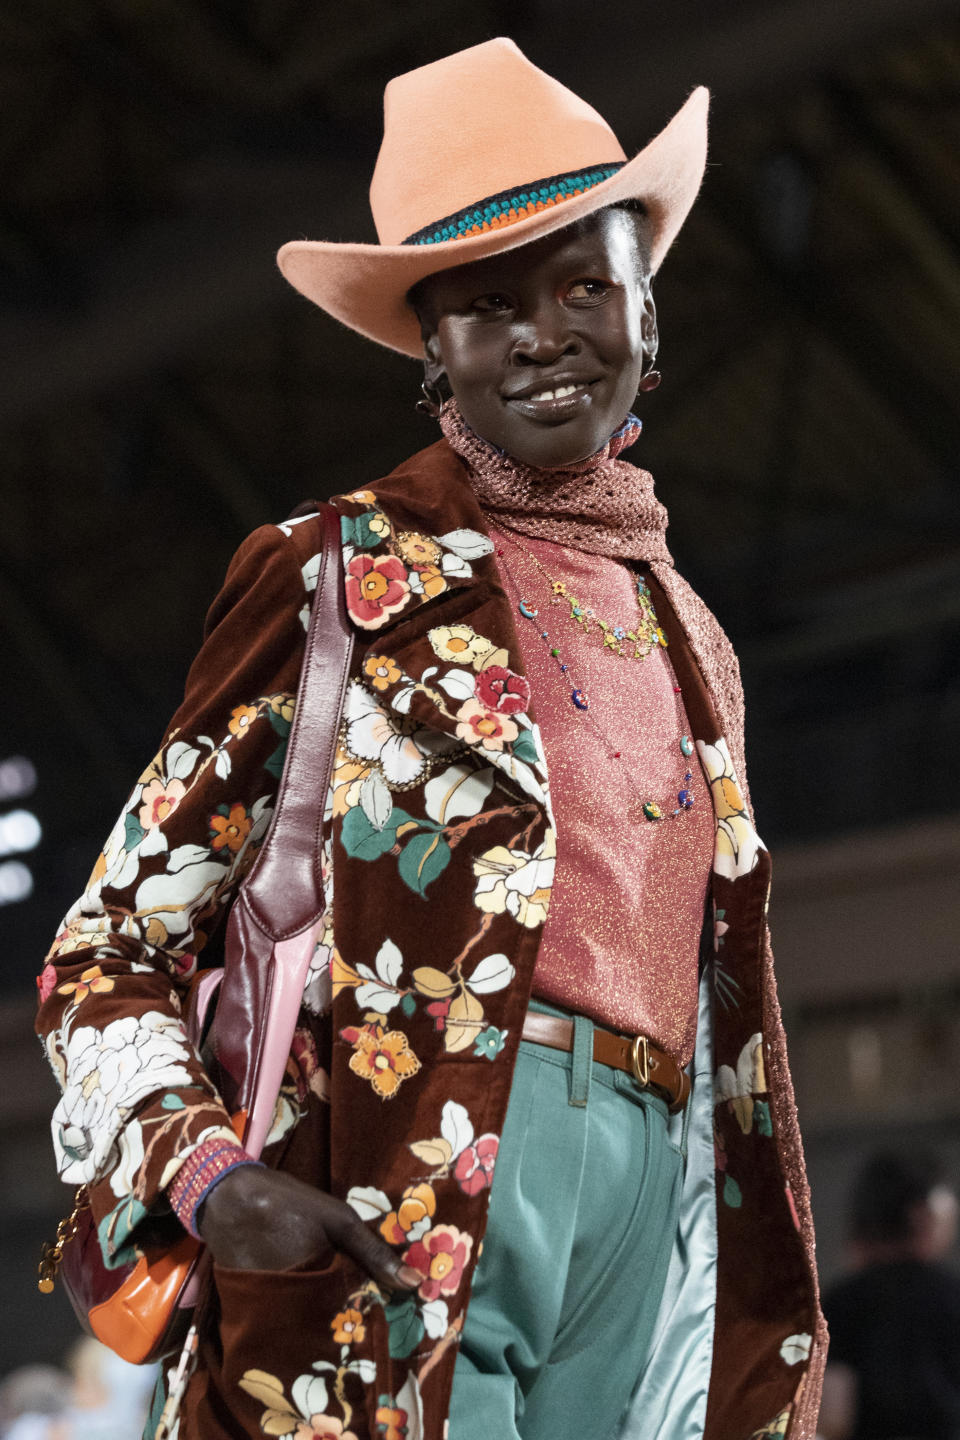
[680,735,694,756]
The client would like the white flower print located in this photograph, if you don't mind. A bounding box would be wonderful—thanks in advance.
[472,829,556,928]
[696,737,766,880]
[52,1011,195,1184]
[108,1115,145,1198]
[341,680,459,788]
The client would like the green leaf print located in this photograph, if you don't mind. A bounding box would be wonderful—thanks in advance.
[510,728,539,765]
[341,806,417,862]
[124,811,146,851]
[265,740,288,779]
[384,1295,425,1359]
[397,831,452,897]
[723,1174,743,1209]
[98,1195,149,1269]
[267,707,291,740]
[753,1100,773,1137]
[342,512,386,552]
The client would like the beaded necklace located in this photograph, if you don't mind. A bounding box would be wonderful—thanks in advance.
[497,525,668,659]
[492,534,696,824]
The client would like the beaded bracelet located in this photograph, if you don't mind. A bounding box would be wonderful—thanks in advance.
[167,1136,263,1239]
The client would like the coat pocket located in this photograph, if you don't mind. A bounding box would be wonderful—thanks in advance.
[195,1253,389,1440]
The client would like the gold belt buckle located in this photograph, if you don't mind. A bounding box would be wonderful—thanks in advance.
[629,1034,651,1089]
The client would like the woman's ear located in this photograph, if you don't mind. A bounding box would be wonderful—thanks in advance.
[641,286,659,366]
[422,331,446,389]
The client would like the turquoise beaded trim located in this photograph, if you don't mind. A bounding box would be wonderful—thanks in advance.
[402,162,626,246]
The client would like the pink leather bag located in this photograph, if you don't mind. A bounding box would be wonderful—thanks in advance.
[40,502,354,1363]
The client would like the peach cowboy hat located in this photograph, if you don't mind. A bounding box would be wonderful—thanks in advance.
[277,38,708,358]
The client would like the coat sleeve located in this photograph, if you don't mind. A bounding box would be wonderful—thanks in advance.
[35,520,314,1267]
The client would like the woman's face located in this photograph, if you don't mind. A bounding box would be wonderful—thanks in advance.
[415,208,657,468]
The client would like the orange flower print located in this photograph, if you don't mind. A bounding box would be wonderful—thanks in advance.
[228,703,259,738]
[374,1405,408,1440]
[364,655,401,692]
[209,803,253,854]
[138,777,186,830]
[397,531,442,567]
[379,1181,437,1245]
[416,563,447,599]
[344,1024,421,1099]
[56,965,115,1003]
[330,1307,365,1345]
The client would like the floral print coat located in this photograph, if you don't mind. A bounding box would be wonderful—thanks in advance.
[37,437,825,1440]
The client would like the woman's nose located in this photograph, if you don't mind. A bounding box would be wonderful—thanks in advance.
[512,299,579,365]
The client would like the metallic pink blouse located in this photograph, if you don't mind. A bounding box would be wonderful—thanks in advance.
[488,523,714,1064]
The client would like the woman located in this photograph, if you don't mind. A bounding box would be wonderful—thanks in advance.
[36,38,825,1440]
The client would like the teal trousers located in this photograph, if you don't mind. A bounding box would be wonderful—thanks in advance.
[447,1001,685,1440]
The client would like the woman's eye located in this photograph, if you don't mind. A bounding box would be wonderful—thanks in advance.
[567,279,609,301]
[471,293,513,313]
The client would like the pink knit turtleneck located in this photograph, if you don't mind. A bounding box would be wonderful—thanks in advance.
[438,402,714,1061]
[438,399,672,561]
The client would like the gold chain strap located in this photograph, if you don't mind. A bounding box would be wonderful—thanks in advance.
[38,1186,88,1294]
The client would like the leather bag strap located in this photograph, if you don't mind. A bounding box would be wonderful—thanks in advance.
[210,501,354,1111]
[242,502,353,939]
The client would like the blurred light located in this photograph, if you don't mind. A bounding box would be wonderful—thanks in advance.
[0,808,42,857]
[847,1025,882,1096]
[0,755,38,801]
[0,860,33,905]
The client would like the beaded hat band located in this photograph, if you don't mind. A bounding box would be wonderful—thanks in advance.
[404,162,626,247]
[277,38,709,357]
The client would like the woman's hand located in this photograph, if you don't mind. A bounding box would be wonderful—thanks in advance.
[197,1165,421,1291]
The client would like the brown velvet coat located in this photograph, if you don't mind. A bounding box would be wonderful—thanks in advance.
[37,437,825,1440]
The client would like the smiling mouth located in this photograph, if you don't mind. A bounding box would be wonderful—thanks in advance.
[504,380,597,419]
[524,382,588,402]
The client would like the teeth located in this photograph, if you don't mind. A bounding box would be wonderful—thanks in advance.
[528,383,583,402]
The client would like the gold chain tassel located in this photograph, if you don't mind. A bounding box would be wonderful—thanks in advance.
[38,1187,87,1294]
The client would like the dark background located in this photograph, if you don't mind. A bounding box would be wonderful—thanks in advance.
[2,0,958,1380]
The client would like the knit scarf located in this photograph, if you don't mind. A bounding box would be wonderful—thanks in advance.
[437,397,750,815]
[438,398,673,564]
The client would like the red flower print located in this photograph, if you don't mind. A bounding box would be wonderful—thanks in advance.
[346,554,410,629]
[426,998,451,1031]
[402,1223,473,1301]
[475,666,531,715]
[37,963,58,1002]
[454,1133,499,1196]
[138,777,186,830]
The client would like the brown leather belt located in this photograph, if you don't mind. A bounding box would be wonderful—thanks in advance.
[521,1012,691,1113]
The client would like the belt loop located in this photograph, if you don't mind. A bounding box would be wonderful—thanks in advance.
[569,1014,593,1108]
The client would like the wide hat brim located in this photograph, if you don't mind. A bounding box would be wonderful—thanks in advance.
[277,85,708,359]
